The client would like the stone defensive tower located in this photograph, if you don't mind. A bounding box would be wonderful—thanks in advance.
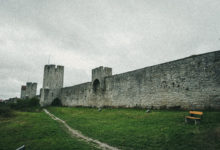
[20,85,26,99]
[43,65,64,89]
[20,82,37,99]
[92,66,112,93]
[26,82,37,98]
[40,65,64,106]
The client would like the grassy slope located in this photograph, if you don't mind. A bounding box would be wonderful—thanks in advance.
[48,107,220,150]
[0,111,98,150]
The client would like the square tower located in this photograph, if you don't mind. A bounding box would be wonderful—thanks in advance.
[26,82,37,98]
[20,85,26,99]
[92,66,112,93]
[43,65,64,89]
[20,82,37,99]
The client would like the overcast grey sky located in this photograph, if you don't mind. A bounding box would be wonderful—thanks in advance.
[0,0,220,99]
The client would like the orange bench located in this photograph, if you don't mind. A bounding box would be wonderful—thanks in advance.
[185,111,203,125]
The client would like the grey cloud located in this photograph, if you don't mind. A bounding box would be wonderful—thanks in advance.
[0,0,220,99]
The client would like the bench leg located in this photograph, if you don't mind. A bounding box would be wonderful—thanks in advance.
[185,118,188,123]
[195,120,200,125]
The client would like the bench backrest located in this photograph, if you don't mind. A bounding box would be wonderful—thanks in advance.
[189,111,203,115]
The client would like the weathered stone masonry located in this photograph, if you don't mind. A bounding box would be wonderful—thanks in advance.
[40,51,220,110]
[20,82,37,99]
[40,65,64,106]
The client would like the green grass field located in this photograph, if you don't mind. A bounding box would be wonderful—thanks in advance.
[1,106,220,150]
[48,107,220,150]
[0,110,99,150]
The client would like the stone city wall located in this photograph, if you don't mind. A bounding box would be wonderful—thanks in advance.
[59,51,220,110]
[60,82,91,106]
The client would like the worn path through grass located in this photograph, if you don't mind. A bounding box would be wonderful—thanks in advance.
[48,107,220,150]
[44,108,120,150]
[0,110,99,150]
